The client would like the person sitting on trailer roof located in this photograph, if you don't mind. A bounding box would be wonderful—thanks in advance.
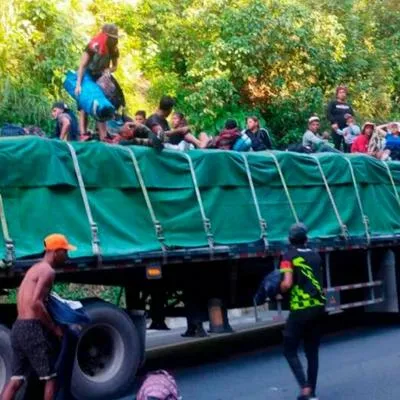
[135,110,147,125]
[198,119,243,150]
[243,116,273,151]
[109,121,163,149]
[331,113,360,153]
[163,112,208,150]
[382,122,400,160]
[302,116,340,153]
[352,122,390,160]
[51,101,79,141]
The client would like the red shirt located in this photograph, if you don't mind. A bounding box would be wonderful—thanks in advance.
[351,134,370,153]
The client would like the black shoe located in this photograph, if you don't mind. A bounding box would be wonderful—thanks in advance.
[149,321,170,330]
[181,326,208,338]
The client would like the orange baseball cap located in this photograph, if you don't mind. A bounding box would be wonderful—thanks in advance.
[44,234,76,251]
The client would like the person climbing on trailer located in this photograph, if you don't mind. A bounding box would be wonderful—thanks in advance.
[51,101,79,141]
[1,234,76,400]
[74,23,121,140]
[280,223,326,400]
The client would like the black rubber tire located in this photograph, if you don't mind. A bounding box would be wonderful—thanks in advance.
[71,301,141,400]
[0,324,12,394]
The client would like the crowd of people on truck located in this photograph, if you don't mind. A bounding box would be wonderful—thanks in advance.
[1,23,398,162]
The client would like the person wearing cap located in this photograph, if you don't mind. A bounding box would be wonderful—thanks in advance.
[327,85,354,150]
[280,223,325,400]
[351,122,374,154]
[302,116,339,153]
[51,101,79,141]
[302,116,324,150]
[351,121,390,161]
[1,234,76,400]
[74,23,120,140]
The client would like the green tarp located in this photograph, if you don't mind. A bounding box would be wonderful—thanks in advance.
[1,137,400,262]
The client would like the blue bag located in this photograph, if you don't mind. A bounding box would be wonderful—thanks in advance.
[47,293,90,325]
[64,71,115,121]
[233,133,252,152]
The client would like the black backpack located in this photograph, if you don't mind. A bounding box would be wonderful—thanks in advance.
[287,143,312,153]
[254,269,283,305]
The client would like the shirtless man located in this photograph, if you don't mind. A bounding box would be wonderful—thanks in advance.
[1,234,76,400]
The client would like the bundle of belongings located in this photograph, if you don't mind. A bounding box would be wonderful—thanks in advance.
[0,123,46,137]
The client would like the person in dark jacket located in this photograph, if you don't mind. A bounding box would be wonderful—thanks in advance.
[326,86,354,151]
[243,116,272,151]
[51,102,79,141]
[280,223,326,400]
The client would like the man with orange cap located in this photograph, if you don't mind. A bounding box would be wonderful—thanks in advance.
[1,234,76,400]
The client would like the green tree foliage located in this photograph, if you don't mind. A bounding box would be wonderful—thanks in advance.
[1,0,400,142]
[0,0,83,131]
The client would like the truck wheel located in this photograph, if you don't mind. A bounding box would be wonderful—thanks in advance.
[71,301,141,400]
[0,325,12,394]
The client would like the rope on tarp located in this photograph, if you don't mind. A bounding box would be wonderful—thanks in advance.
[266,152,300,224]
[343,157,371,244]
[0,193,15,266]
[181,152,215,251]
[66,143,101,261]
[310,155,348,240]
[123,147,167,255]
[383,162,400,210]
[241,154,269,250]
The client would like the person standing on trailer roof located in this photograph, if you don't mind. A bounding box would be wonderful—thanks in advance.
[74,23,121,141]
[280,223,326,400]
[327,85,354,151]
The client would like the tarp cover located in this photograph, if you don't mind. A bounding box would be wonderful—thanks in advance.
[1,137,400,262]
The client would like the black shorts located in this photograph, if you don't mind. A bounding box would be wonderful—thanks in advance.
[10,319,59,381]
[283,306,325,339]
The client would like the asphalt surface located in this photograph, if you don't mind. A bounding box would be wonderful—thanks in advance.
[141,314,400,400]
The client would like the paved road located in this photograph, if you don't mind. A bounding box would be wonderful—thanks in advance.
[143,317,400,400]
